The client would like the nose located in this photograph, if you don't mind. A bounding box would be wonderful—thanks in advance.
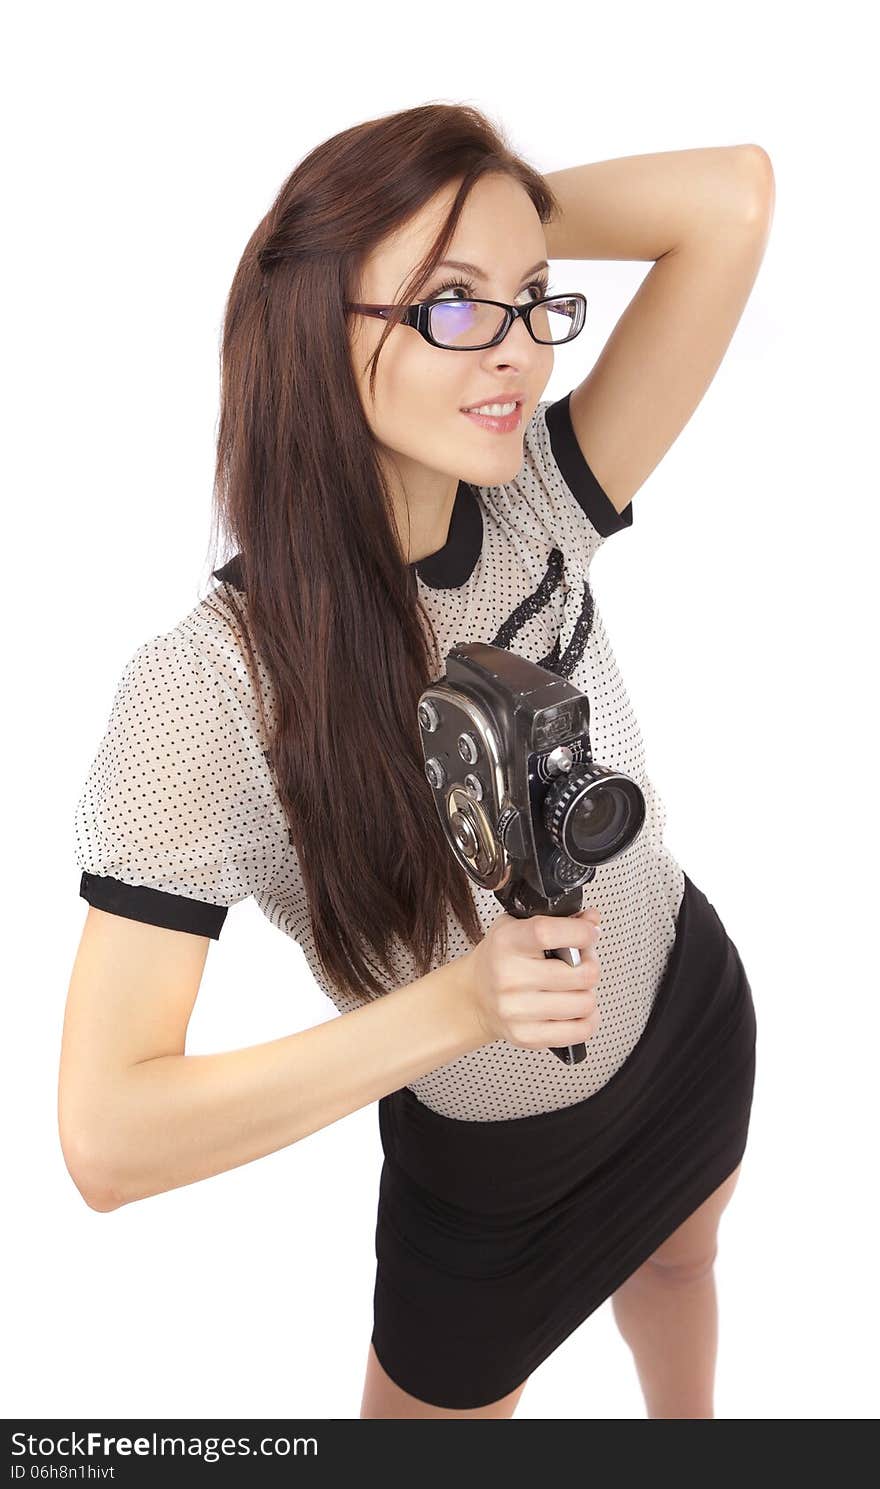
[489,308,548,371]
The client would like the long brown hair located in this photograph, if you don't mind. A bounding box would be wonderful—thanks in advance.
[205,101,562,1003]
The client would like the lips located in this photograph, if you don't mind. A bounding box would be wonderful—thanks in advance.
[460,392,525,412]
[461,402,523,434]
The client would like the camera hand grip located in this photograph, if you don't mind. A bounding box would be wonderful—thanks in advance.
[544,945,589,1065]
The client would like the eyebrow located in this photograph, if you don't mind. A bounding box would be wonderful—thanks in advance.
[434,258,549,283]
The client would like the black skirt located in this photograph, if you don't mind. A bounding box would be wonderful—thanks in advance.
[370,871,757,1411]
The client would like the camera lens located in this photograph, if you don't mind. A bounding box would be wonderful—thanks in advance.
[543,766,646,867]
[570,784,627,853]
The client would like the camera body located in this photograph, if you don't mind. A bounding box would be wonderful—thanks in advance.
[417,643,647,1064]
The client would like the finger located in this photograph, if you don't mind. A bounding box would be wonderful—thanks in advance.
[527,914,601,957]
[536,956,600,992]
[519,989,598,1021]
[513,1010,601,1049]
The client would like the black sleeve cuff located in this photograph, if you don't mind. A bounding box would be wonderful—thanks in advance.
[545,390,634,537]
[79,871,229,940]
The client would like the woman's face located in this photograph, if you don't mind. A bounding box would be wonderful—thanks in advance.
[348,173,554,534]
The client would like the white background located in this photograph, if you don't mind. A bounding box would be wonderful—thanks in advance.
[4,0,877,1422]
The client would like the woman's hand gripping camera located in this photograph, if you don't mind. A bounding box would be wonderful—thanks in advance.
[463,907,602,1052]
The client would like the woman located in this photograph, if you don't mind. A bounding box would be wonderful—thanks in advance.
[61,103,773,1418]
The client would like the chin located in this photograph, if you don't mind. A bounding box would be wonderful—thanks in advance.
[464,441,526,486]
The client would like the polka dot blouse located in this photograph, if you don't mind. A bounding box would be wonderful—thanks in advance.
[74,392,685,1121]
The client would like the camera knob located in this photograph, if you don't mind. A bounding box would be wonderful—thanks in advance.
[424,757,447,789]
[418,700,441,733]
[497,805,529,858]
[546,745,574,777]
[457,731,480,765]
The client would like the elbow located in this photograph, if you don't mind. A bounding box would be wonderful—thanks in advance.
[59,1129,126,1213]
[82,1180,125,1214]
[736,144,776,224]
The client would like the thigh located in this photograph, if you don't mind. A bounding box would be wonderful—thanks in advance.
[636,1160,744,1273]
[360,1341,529,1419]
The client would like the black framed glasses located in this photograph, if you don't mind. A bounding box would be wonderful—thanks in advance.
[344,292,587,351]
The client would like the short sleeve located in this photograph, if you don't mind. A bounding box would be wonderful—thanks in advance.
[510,389,633,570]
[73,630,290,939]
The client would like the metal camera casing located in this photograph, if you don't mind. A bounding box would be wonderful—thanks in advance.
[417,642,646,921]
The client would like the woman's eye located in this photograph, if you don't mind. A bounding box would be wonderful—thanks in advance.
[429,278,551,302]
[432,282,471,300]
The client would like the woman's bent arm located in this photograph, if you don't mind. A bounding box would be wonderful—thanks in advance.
[73,956,485,1211]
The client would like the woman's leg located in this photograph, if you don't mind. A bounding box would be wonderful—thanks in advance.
[610,1161,744,1418]
[359,1341,529,1419]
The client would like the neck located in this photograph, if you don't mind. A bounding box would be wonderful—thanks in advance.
[382,456,460,565]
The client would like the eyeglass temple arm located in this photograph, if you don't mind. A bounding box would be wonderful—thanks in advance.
[344,303,395,320]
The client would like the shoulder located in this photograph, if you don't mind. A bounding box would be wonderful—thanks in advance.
[526,394,634,539]
[74,584,289,933]
[125,582,276,741]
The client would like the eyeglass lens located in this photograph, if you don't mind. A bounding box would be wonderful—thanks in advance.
[428,296,582,349]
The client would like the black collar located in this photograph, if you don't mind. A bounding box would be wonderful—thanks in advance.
[212,480,482,593]
[409,480,482,588]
